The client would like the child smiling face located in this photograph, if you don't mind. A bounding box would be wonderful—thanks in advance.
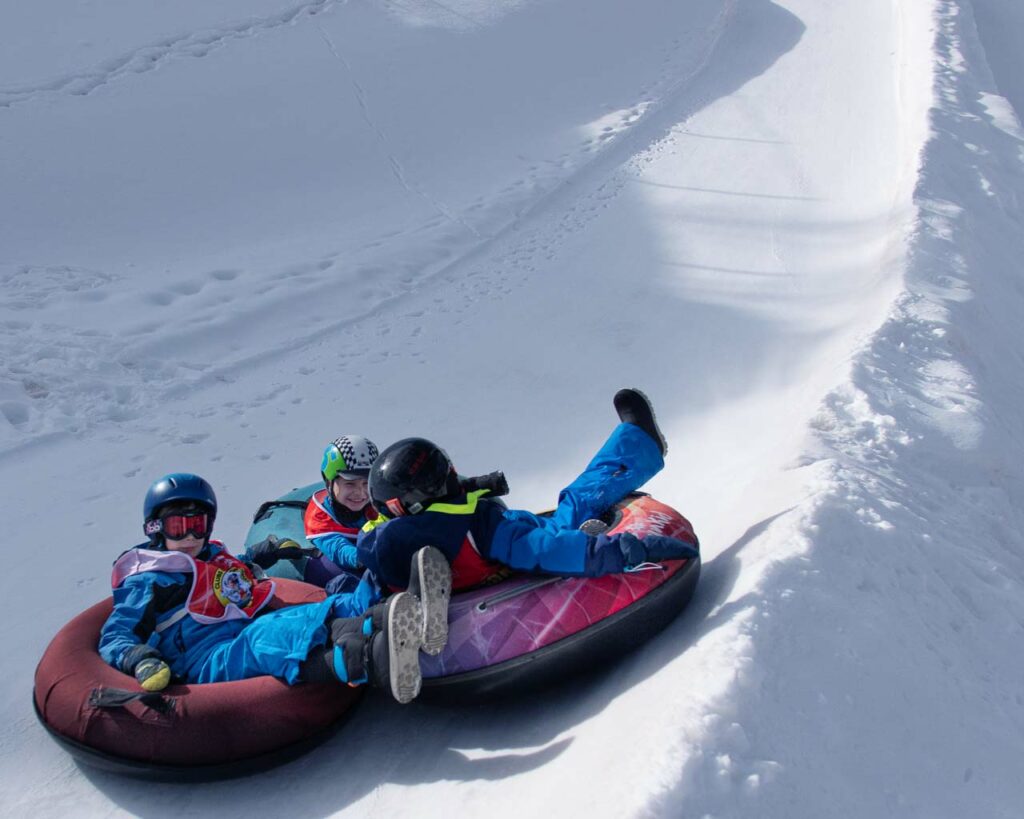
[331,476,369,512]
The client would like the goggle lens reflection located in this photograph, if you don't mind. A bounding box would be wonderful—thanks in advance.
[161,512,209,539]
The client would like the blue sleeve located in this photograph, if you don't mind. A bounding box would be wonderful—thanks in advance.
[309,532,360,569]
[357,523,418,588]
[355,526,381,575]
[98,573,161,672]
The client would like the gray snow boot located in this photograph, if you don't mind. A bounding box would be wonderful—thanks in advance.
[406,546,452,656]
[367,592,426,704]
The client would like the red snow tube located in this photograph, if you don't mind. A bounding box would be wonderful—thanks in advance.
[33,578,361,780]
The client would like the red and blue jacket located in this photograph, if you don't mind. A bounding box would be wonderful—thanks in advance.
[303,488,377,570]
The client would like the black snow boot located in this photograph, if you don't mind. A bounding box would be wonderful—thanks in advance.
[406,546,452,656]
[613,388,668,457]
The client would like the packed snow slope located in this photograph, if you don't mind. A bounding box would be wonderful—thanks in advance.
[2,0,1023,815]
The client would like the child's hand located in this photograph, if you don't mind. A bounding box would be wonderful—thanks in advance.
[461,471,509,497]
[620,533,700,567]
[250,535,307,569]
[134,656,171,692]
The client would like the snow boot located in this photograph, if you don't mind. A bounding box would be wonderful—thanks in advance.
[366,592,426,704]
[613,388,668,457]
[406,546,452,656]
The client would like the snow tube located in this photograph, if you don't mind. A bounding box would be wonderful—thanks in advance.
[33,578,362,780]
[245,486,329,583]
[246,485,701,700]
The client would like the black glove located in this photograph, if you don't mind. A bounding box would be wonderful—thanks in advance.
[121,644,172,692]
[248,535,307,569]
[643,534,699,561]
[460,471,510,497]
[618,533,699,567]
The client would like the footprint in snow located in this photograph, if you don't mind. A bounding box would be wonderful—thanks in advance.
[0,401,29,427]
[143,291,177,307]
[284,262,319,277]
[169,280,203,296]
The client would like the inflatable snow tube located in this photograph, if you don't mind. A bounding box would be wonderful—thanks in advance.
[247,485,700,700]
[33,578,362,780]
[420,493,700,699]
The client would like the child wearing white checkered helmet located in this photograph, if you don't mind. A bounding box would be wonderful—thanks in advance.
[273,434,383,579]
[321,435,379,511]
[249,436,381,586]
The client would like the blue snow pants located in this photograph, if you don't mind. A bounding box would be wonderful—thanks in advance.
[487,422,664,576]
[192,574,379,685]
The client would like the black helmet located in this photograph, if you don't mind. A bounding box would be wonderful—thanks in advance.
[369,438,458,517]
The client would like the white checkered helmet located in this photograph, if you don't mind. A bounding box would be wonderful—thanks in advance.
[321,435,379,482]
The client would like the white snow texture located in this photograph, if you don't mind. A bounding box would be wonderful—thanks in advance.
[1,0,1022,816]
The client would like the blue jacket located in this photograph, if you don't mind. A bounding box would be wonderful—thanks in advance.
[98,543,368,684]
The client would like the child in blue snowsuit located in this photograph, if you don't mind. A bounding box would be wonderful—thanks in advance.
[358,389,699,593]
[98,473,450,704]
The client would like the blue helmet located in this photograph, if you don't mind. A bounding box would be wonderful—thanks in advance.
[143,473,217,539]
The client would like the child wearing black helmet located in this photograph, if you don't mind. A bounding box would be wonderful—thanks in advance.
[98,473,451,704]
[358,389,699,593]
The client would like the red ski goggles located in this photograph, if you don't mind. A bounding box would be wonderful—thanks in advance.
[157,512,210,540]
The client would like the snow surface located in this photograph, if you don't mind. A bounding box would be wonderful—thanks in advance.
[2,0,1023,815]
